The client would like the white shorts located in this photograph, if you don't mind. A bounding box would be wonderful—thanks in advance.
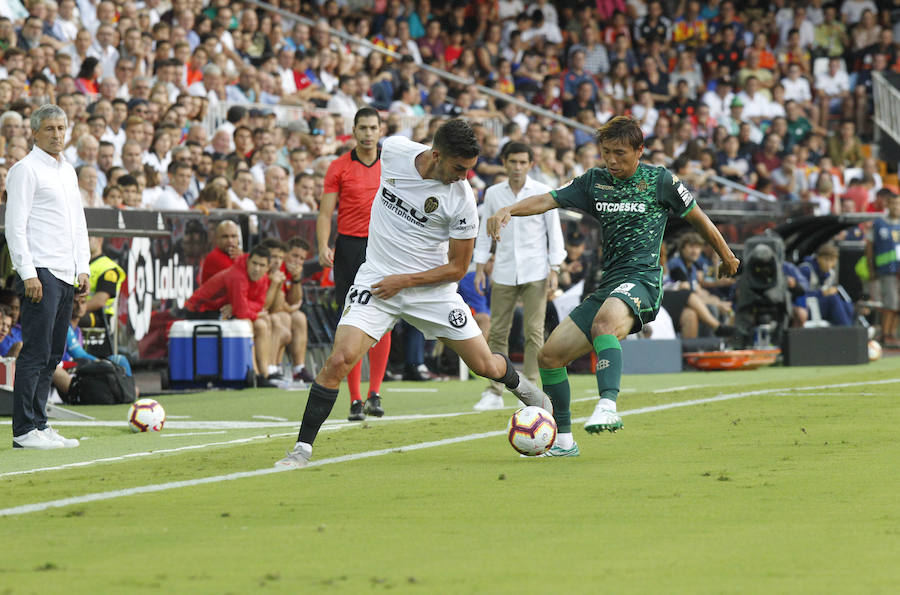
[337,283,483,341]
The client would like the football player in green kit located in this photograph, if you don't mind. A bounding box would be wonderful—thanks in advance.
[487,116,740,456]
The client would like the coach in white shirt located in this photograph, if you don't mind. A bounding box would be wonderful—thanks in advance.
[5,104,89,450]
[471,141,566,411]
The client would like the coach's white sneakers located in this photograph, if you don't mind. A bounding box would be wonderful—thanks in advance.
[12,428,63,449]
[510,373,553,415]
[41,426,80,448]
[473,390,504,411]
[275,441,312,469]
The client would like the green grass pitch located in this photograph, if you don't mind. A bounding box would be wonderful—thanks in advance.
[2,359,900,593]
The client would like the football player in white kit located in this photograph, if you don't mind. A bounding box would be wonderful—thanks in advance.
[276,119,552,468]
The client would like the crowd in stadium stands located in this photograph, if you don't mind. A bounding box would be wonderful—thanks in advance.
[0,0,893,216]
[0,0,897,361]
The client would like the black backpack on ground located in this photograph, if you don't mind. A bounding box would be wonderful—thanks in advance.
[64,359,136,405]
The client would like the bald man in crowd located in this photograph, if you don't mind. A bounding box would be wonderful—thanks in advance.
[199,220,241,284]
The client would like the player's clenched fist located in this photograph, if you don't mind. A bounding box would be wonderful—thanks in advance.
[717,256,741,278]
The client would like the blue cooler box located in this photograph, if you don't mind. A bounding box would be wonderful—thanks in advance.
[168,320,254,388]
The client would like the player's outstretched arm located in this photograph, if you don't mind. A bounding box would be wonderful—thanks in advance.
[372,238,475,299]
[487,193,558,241]
[685,205,740,278]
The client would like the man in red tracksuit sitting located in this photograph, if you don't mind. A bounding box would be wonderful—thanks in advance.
[199,220,241,284]
[185,244,278,387]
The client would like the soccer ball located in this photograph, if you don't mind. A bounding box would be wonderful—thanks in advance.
[507,406,557,456]
[868,339,883,361]
[128,398,166,432]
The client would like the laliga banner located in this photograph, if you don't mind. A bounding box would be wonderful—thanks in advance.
[113,212,316,363]
[127,237,195,341]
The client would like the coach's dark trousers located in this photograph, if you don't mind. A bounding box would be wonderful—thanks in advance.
[12,268,74,437]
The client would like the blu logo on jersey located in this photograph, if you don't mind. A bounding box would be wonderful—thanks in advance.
[381,186,428,226]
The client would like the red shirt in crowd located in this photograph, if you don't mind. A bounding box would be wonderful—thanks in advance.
[323,149,381,238]
[294,70,313,91]
[186,254,270,321]
[752,151,781,175]
[199,246,235,284]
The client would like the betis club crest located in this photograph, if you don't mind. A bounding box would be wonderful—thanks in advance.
[636,180,648,192]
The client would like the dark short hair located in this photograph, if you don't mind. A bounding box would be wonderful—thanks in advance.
[353,106,380,127]
[197,183,227,206]
[501,141,534,162]
[226,105,247,124]
[293,171,314,185]
[249,245,270,260]
[288,236,310,251]
[168,161,192,175]
[118,174,138,188]
[433,118,480,159]
[595,115,644,150]
[678,231,704,251]
[259,237,288,253]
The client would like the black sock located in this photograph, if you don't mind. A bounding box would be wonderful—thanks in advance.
[490,352,520,390]
[297,382,339,445]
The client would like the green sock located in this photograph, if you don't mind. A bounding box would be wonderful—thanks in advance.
[539,367,571,433]
[593,335,622,402]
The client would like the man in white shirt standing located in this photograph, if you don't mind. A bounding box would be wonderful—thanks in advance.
[276,119,553,469]
[471,142,565,411]
[5,104,89,449]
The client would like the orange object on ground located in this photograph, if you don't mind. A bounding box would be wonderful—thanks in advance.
[683,348,780,370]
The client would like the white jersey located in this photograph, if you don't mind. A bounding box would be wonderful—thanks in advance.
[355,135,479,290]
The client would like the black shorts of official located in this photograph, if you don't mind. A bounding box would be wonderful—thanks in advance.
[334,234,369,308]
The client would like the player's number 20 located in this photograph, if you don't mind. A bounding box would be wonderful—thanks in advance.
[348,288,372,305]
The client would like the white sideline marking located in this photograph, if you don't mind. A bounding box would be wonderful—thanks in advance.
[160,431,227,438]
[652,385,709,394]
[0,413,482,479]
[252,415,288,422]
[0,432,294,479]
[4,378,899,517]
[0,411,479,430]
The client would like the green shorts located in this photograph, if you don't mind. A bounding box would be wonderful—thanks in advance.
[568,277,662,343]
